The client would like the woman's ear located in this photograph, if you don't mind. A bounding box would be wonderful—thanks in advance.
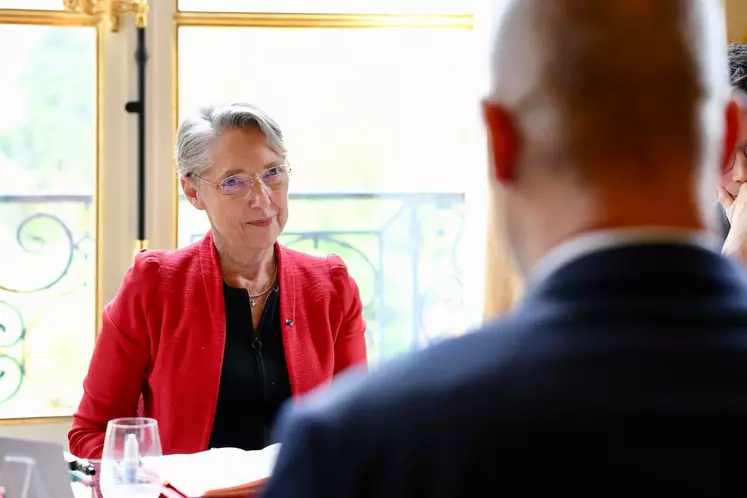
[482,99,519,185]
[181,176,206,211]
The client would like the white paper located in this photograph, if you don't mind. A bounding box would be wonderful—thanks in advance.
[142,444,280,497]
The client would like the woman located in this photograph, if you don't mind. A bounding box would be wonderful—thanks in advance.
[69,102,367,458]
[718,44,747,259]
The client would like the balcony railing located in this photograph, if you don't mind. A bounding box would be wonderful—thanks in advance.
[0,192,467,407]
[0,193,95,409]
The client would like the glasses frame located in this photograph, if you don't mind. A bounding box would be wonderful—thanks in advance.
[187,164,291,198]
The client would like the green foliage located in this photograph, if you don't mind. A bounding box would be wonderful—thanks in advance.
[0,26,96,192]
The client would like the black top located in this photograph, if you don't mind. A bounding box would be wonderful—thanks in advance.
[208,282,292,450]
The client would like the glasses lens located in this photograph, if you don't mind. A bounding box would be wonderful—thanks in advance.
[220,175,249,195]
[261,167,287,187]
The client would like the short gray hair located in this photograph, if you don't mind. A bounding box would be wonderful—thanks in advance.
[175,102,287,178]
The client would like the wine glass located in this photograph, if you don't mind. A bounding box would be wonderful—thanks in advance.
[99,417,163,498]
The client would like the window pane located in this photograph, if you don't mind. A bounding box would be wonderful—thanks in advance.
[0,24,96,418]
[178,0,475,14]
[0,1,62,9]
[178,27,479,365]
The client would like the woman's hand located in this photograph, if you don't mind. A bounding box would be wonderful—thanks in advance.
[719,183,747,263]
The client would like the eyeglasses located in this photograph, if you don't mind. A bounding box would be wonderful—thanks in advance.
[189,165,290,197]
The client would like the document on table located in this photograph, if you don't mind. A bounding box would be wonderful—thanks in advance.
[142,443,280,497]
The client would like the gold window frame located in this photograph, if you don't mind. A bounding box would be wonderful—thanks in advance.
[169,0,475,248]
[0,7,103,425]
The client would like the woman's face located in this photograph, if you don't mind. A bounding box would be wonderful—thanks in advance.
[720,101,747,200]
[183,126,289,252]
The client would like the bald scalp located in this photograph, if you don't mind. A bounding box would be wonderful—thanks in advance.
[490,0,730,180]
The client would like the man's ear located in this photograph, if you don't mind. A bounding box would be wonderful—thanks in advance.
[482,99,519,185]
[722,91,744,175]
[181,176,206,211]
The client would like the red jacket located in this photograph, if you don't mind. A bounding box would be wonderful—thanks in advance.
[69,232,367,458]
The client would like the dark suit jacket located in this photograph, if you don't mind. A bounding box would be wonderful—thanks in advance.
[263,243,747,498]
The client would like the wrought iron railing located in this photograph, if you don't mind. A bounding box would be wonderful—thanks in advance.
[0,191,466,406]
[0,194,95,408]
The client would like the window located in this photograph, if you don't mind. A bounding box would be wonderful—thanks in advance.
[0,0,484,424]
[0,22,97,418]
[176,8,483,365]
[1,0,743,428]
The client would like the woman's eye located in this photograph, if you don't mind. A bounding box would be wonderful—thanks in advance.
[223,177,239,187]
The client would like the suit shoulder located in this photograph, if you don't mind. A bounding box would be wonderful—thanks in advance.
[270,319,533,494]
[118,243,203,304]
[285,319,526,432]
[130,237,200,279]
[149,238,202,273]
[129,249,163,277]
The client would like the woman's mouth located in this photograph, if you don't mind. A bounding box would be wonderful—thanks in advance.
[247,216,274,227]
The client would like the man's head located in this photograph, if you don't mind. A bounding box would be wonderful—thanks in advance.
[483,0,739,275]
[718,43,747,200]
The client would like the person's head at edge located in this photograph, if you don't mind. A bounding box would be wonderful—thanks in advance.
[719,43,747,201]
[482,0,740,276]
[177,102,289,272]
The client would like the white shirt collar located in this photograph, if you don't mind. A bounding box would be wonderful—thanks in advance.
[530,227,721,286]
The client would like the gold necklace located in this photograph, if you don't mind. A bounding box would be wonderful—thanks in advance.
[248,263,277,307]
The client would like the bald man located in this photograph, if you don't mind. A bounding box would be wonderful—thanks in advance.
[263,1,747,496]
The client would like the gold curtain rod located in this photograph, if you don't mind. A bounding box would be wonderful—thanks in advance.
[61,0,148,31]
[0,9,97,26]
[174,11,473,29]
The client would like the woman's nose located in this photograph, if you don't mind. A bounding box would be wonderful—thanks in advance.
[246,181,271,208]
